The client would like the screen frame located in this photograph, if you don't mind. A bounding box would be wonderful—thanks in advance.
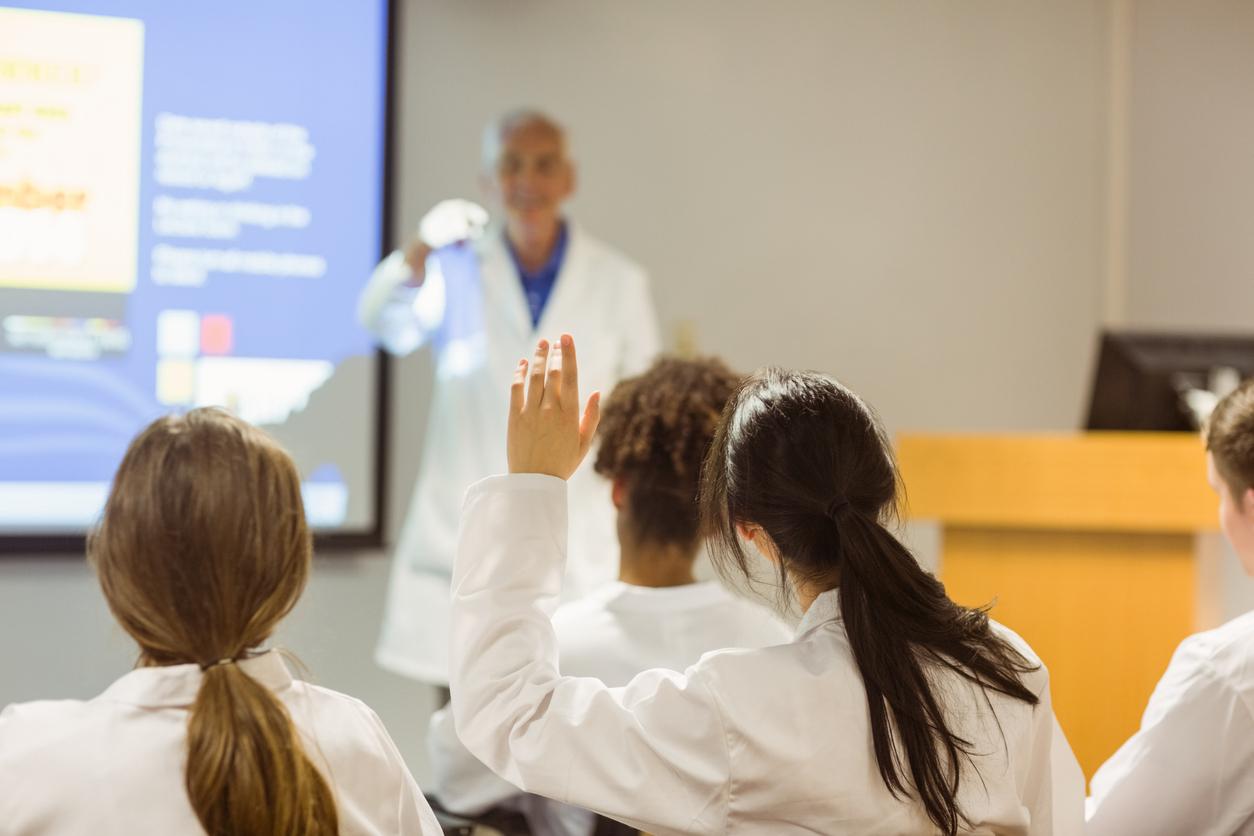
[0,0,398,556]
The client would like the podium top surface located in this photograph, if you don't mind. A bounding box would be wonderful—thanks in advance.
[895,432,1218,533]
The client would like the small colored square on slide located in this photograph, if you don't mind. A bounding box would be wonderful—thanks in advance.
[156,359,195,405]
[156,309,199,357]
[200,314,233,355]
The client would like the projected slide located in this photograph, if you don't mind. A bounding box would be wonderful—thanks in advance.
[0,1,389,536]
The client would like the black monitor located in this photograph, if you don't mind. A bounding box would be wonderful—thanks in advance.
[1086,331,1254,431]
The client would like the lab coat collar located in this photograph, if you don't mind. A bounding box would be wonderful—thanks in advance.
[476,230,532,339]
[600,580,733,613]
[98,649,294,708]
[795,588,842,639]
[475,221,590,341]
[534,221,590,338]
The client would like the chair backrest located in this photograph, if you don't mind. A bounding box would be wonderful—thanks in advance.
[592,815,641,836]
[427,792,642,835]
[427,796,530,836]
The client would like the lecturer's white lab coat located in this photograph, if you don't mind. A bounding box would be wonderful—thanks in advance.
[1086,609,1254,835]
[360,224,660,683]
[450,475,1087,835]
[0,651,441,835]
[429,579,793,835]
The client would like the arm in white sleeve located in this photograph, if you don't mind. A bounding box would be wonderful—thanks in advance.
[1085,640,1254,835]
[426,705,524,815]
[1017,679,1085,835]
[357,250,447,356]
[618,267,661,378]
[357,705,445,835]
[450,475,731,835]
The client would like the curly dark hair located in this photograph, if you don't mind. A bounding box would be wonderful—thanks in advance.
[594,355,742,549]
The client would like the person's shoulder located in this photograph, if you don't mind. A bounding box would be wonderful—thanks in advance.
[289,680,422,773]
[0,698,139,829]
[720,593,795,647]
[0,696,126,787]
[553,581,622,624]
[987,619,1051,695]
[687,633,809,688]
[552,584,624,671]
[570,226,648,281]
[291,680,382,725]
[0,697,101,745]
[1168,610,1254,692]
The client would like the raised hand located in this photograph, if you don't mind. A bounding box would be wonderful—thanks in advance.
[507,334,601,479]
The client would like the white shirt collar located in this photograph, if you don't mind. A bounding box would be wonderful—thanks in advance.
[98,650,293,708]
[795,588,842,639]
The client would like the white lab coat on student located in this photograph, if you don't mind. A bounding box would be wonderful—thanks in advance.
[1086,609,1254,835]
[0,651,441,835]
[429,579,793,834]
[360,224,660,684]
[450,475,1087,836]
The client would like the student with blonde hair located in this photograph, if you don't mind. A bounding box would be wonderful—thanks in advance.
[1088,378,1254,835]
[449,335,1084,835]
[0,408,441,835]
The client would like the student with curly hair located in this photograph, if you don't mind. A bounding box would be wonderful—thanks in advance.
[0,408,442,835]
[1088,378,1254,835]
[449,335,1084,835]
[428,355,789,835]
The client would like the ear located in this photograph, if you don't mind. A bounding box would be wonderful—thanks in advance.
[1241,486,1254,518]
[563,160,577,200]
[611,477,627,510]
[738,523,782,567]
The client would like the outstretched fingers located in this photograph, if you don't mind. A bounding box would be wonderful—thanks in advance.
[553,333,582,412]
[509,358,527,416]
[578,390,601,458]
[543,336,564,408]
[524,339,550,412]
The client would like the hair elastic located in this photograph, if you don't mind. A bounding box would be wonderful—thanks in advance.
[826,497,851,520]
[201,657,237,671]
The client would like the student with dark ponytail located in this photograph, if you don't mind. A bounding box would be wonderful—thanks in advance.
[0,408,441,835]
[450,336,1084,834]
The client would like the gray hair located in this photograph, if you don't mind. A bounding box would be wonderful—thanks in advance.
[480,109,568,172]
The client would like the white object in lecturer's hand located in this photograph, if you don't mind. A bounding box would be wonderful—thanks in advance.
[419,199,489,248]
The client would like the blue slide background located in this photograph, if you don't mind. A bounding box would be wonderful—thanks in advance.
[0,1,387,522]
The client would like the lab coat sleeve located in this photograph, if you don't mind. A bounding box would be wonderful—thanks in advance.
[451,475,731,835]
[1085,638,1254,835]
[360,704,446,835]
[357,249,447,356]
[617,266,661,378]
[1018,678,1085,835]
[426,704,525,814]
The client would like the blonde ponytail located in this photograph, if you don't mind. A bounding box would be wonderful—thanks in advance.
[90,408,338,835]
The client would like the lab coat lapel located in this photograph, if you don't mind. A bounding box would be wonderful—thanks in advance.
[478,230,533,342]
[535,224,590,340]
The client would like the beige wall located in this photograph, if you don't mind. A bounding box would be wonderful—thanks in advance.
[1125,0,1254,330]
[1122,0,1254,616]
[400,0,1109,432]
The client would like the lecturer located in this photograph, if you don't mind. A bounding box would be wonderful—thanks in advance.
[359,109,660,685]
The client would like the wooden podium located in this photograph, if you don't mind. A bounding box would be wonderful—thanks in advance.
[896,433,1218,779]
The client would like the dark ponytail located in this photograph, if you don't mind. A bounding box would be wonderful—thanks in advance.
[701,369,1039,835]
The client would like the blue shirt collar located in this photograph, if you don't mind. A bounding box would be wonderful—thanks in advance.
[506,221,568,285]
